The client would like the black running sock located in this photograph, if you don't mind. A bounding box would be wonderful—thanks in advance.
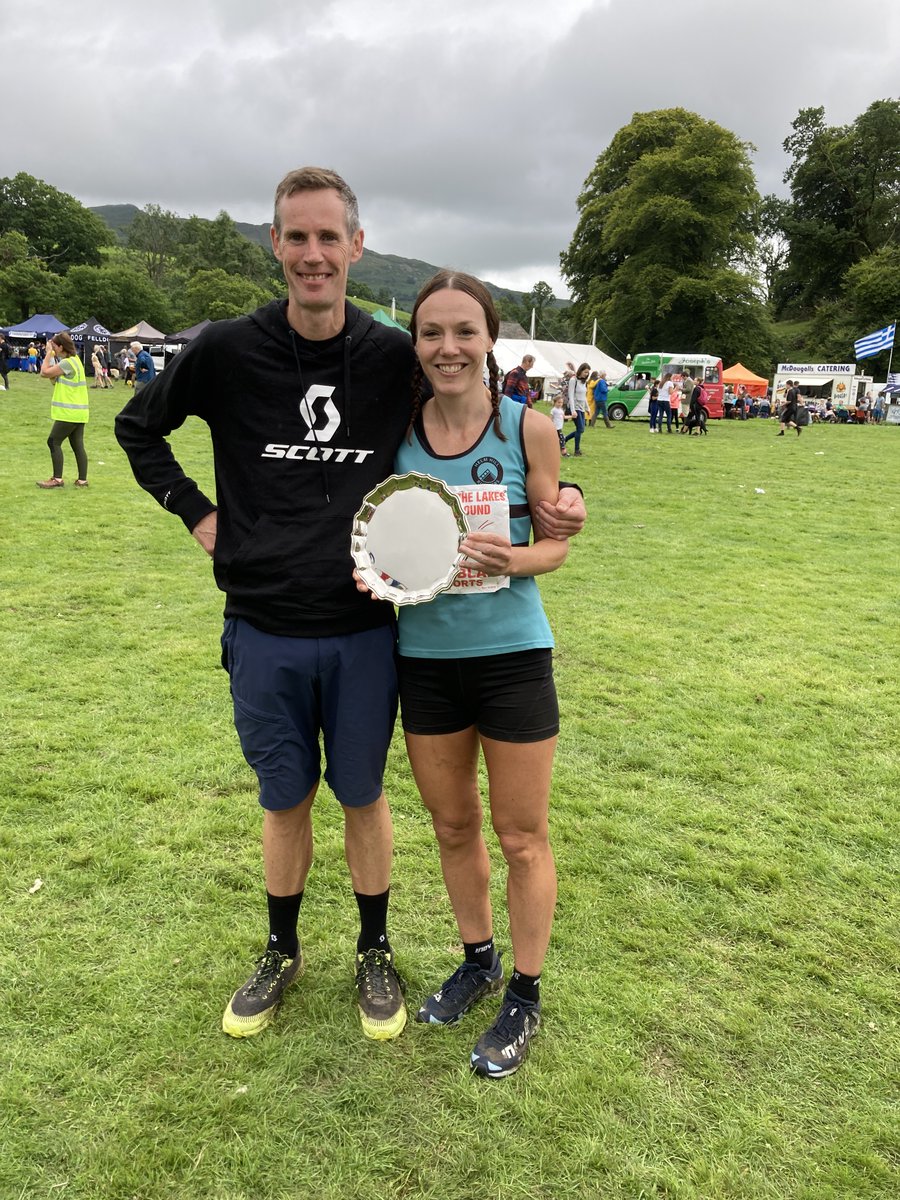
[355,888,391,955]
[464,938,496,971]
[508,969,541,1006]
[266,890,302,958]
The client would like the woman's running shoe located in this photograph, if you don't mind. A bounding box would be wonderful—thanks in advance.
[416,955,503,1026]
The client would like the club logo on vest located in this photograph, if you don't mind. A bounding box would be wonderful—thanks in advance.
[471,456,503,484]
[299,384,340,442]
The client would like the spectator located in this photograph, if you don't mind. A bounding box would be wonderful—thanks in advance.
[502,355,535,406]
[131,341,156,392]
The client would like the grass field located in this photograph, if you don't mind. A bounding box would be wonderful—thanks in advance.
[1,372,898,1200]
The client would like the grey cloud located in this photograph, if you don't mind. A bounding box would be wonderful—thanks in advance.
[5,0,897,293]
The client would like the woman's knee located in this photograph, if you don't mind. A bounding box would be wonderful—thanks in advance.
[431,803,483,851]
[494,824,550,870]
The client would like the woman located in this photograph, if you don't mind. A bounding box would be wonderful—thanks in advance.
[37,332,89,488]
[90,346,111,389]
[650,374,672,432]
[394,271,567,1077]
[564,361,590,456]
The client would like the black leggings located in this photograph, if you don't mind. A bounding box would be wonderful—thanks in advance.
[48,421,88,480]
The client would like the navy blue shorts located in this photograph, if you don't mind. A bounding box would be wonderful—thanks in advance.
[221,618,398,810]
[398,649,559,743]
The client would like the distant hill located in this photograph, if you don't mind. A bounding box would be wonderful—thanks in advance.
[90,204,549,310]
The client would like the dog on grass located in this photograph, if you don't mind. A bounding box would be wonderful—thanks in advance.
[681,407,708,436]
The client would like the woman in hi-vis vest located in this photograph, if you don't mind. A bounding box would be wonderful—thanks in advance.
[38,332,90,488]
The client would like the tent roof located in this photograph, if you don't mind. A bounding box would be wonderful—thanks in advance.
[69,317,114,343]
[111,320,166,340]
[165,319,212,343]
[371,308,409,332]
[5,313,68,338]
[722,362,768,385]
[493,338,627,381]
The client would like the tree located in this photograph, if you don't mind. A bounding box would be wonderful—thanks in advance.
[771,100,900,316]
[128,204,181,286]
[348,277,376,302]
[561,109,770,363]
[0,231,62,322]
[181,269,276,324]
[57,263,174,332]
[176,212,275,287]
[0,173,111,271]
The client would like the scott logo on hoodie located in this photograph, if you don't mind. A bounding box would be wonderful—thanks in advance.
[261,384,374,464]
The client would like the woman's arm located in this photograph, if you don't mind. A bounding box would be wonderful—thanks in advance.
[460,409,568,578]
[40,357,64,379]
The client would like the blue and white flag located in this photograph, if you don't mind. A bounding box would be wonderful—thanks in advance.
[854,322,895,360]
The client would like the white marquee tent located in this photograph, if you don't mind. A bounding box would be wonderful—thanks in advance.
[493,339,627,384]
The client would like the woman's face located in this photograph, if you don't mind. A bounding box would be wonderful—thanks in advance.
[414,288,493,398]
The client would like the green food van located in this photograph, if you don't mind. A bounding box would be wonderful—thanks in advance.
[606,352,725,420]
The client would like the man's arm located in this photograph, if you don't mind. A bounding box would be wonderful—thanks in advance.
[115,342,216,535]
[534,484,586,540]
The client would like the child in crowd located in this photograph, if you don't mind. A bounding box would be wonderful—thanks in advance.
[551,393,568,456]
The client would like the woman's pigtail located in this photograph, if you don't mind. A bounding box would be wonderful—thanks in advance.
[407,359,424,443]
[487,350,507,442]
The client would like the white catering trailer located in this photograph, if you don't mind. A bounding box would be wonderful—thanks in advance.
[772,363,872,410]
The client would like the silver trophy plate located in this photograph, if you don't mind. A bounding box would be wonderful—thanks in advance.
[351,472,468,605]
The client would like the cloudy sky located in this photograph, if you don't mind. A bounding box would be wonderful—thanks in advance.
[6,0,898,296]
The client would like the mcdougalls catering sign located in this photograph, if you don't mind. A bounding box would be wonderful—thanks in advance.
[777,364,855,375]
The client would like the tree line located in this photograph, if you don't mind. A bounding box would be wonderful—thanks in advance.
[560,100,900,375]
[0,174,283,333]
[3,100,899,373]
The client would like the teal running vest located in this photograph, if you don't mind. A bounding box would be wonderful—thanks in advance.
[395,396,554,659]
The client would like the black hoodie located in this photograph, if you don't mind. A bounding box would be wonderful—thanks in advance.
[116,299,416,637]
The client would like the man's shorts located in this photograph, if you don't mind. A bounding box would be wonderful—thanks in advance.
[398,649,559,743]
[221,618,398,811]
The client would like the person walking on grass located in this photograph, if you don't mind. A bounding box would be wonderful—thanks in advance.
[564,362,590,455]
[0,334,11,390]
[37,332,89,489]
[589,370,612,428]
[778,379,801,436]
[131,342,156,392]
[386,271,566,1078]
[116,167,587,1048]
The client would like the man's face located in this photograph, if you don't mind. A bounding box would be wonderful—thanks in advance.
[271,188,364,328]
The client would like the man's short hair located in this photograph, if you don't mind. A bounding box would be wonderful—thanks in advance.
[522,355,535,367]
[273,167,360,237]
[130,341,143,351]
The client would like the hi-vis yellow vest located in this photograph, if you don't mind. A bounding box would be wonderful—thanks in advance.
[50,355,89,424]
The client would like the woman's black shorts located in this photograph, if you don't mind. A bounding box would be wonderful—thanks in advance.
[398,648,559,743]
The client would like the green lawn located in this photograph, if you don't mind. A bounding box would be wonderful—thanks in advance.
[1,373,898,1200]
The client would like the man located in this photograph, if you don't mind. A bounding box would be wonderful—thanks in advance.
[116,167,586,1046]
[502,354,535,405]
[589,370,611,428]
[0,333,10,390]
[131,342,156,391]
[778,380,801,436]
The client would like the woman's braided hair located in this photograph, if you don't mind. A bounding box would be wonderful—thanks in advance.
[407,270,506,443]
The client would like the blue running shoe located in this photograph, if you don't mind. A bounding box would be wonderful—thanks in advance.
[416,955,503,1026]
[470,993,540,1078]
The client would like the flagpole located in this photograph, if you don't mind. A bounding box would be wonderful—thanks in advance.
[885,317,896,381]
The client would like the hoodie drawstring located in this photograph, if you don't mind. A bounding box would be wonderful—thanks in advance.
[289,329,354,506]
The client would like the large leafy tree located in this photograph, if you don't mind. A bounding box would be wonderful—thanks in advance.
[128,204,182,287]
[0,173,111,272]
[561,109,771,367]
[181,268,277,324]
[176,212,275,287]
[771,100,900,316]
[57,263,174,332]
[0,231,61,322]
